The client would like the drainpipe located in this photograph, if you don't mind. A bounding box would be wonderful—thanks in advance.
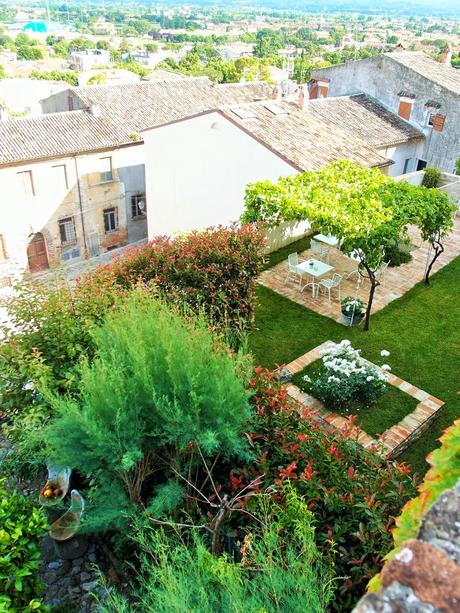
[73,156,89,258]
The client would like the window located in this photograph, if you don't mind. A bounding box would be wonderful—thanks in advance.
[131,194,146,218]
[52,164,69,190]
[402,158,412,174]
[58,217,77,245]
[17,170,35,196]
[417,159,427,171]
[103,207,118,233]
[100,156,113,182]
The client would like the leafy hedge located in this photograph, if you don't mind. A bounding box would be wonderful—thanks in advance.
[0,483,47,611]
[239,369,417,611]
[98,224,264,343]
[0,224,264,416]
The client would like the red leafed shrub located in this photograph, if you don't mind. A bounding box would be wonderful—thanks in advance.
[241,369,418,611]
[90,223,265,344]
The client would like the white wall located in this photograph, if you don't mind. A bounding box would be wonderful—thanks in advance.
[377,141,425,177]
[143,112,298,239]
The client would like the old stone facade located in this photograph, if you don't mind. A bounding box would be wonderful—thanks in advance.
[0,144,146,282]
[311,52,460,174]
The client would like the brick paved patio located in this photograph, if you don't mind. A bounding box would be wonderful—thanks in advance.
[284,341,444,458]
[259,218,460,322]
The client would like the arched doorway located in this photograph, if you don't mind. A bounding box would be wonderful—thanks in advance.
[27,232,49,273]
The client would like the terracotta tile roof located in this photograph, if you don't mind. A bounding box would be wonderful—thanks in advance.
[69,78,272,133]
[386,51,460,96]
[0,111,128,165]
[219,100,391,171]
[302,94,424,148]
[0,78,272,166]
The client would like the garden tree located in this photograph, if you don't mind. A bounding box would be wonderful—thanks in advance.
[68,36,93,51]
[0,64,5,78]
[0,34,15,50]
[41,291,253,532]
[242,161,455,330]
[15,32,39,47]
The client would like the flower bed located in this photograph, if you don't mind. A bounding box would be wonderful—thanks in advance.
[284,341,445,458]
[291,341,418,437]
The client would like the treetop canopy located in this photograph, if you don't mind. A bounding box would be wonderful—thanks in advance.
[242,161,454,267]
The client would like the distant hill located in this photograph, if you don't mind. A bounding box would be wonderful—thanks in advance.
[153,0,460,17]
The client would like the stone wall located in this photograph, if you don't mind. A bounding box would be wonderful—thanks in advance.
[354,479,460,612]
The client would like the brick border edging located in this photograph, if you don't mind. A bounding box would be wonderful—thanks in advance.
[283,341,444,459]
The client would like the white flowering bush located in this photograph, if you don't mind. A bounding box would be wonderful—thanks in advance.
[307,340,388,411]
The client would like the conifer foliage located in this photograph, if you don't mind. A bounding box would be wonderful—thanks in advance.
[42,291,253,532]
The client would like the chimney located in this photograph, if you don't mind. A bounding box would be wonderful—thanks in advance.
[88,103,101,117]
[271,86,279,100]
[438,43,452,66]
[0,105,8,122]
[298,85,305,110]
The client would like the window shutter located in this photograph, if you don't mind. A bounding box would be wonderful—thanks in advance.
[398,100,412,120]
[432,114,446,132]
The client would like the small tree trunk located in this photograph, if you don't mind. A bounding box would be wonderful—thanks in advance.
[361,263,379,332]
[211,495,229,555]
[424,236,444,285]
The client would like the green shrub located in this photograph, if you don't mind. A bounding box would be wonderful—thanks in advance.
[100,224,264,346]
[243,369,416,610]
[103,489,334,613]
[0,481,47,611]
[42,291,253,533]
[456,157,460,176]
[421,167,442,188]
[383,241,413,267]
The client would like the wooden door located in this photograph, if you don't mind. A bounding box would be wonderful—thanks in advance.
[27,233,49,273]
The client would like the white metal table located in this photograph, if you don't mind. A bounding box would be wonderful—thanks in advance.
[297,258,334,297]
[313,233,339,247]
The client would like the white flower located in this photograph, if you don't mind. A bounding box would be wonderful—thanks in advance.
[366,376,374,382]
[340,339,351,347]
[303,374,311,383]
[381,364,391,372]
[380,349,390,357]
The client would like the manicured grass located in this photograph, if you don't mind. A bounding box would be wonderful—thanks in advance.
[291,362,418,438]
[249,256,460,476]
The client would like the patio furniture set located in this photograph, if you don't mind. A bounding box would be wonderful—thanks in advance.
[286,233,389,304]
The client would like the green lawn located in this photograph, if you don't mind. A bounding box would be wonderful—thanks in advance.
[291,362,418,438]
[249,256,460,476]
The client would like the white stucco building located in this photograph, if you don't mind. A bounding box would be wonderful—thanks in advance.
[141,99,398,241]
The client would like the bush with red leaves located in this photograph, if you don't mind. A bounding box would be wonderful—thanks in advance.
[236,369,418,611]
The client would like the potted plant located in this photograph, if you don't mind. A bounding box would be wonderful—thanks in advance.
[341,296,365,326]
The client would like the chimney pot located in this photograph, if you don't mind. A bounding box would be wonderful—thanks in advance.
[89,103,101,117]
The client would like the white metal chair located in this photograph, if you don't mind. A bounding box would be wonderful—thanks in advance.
[285,253,305,288]
[318,273,343,304]
[376,261,390,286]
[310,239,330,263]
